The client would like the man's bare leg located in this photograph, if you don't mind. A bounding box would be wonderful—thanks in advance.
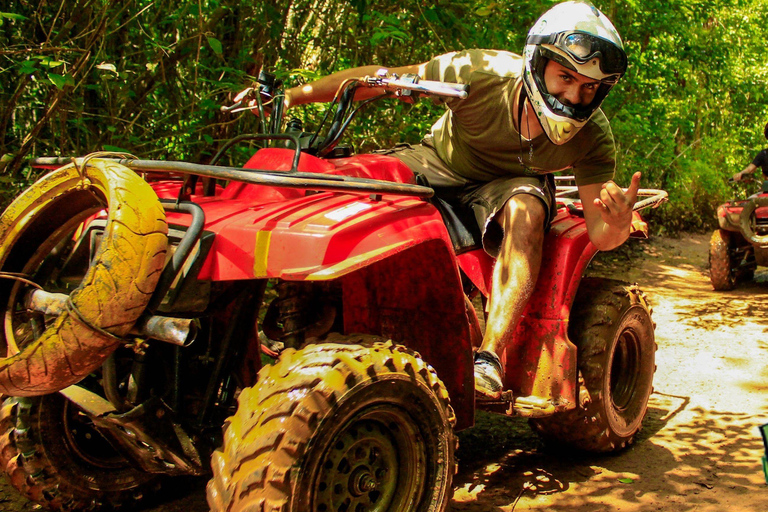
[474,194,545,397]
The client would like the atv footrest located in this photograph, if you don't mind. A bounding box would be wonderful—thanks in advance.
[475,392,574,418]
[760,422,768,484]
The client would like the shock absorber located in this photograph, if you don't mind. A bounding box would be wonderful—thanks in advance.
[261,281,337,350]
[274,281,307,349]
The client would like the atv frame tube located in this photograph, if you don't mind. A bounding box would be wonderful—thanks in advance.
[148,199,205,312]
[31,156,435,198]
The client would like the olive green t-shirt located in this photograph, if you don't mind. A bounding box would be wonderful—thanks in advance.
[424,49,616,187]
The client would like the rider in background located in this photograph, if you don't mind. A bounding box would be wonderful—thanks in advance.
[268,0,640,400]
[733,122,768,184]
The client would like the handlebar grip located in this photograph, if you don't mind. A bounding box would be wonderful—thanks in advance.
[377,76,470,100]
[220,101,242,113]
[418,80,470,98]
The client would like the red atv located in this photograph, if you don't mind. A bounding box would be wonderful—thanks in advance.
[710,176,768,290]
[0,71,666,512]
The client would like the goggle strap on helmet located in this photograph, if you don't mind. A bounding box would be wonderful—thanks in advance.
[537,47,621,85]
[527,31,627,77]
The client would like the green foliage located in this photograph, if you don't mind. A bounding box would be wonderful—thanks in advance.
[607,0,768,232]
[1,0,767,233]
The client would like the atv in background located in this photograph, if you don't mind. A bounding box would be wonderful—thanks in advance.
[0,71,666,512]
[710,176,768,290]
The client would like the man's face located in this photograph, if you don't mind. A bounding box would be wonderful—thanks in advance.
[543,60,600,107]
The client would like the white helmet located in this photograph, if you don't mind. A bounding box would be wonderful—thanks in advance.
[522,1,627,145]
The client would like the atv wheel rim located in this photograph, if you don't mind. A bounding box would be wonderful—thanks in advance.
[313,407,425,512]
[62,398,129,470]
[610,326,641,412]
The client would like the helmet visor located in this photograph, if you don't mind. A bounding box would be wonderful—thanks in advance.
[528,31,627,79]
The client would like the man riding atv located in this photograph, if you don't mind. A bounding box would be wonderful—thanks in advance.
[0,2,663,510]
[732,122,768,185]
[709,121,768,290]
[259,0,640,398]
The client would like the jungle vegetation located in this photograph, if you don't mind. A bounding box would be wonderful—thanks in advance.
[1,0,767,233]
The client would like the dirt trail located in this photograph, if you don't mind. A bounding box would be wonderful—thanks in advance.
[452,232,768,511]
[2,233,768,511]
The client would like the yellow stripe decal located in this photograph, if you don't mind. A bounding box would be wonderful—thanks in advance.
[253,230,271,277]
[304,241,410,280]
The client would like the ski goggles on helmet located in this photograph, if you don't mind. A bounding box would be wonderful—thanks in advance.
[528,31,627,79]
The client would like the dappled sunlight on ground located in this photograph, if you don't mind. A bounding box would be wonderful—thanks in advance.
[452,233,768,511]
[453,395,768,511]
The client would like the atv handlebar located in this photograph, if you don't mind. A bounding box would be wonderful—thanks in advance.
[363,71,469,100]
[729,175,761,185]
[220,71,470,159]
[310,72,470,158]
[632,188,668,211]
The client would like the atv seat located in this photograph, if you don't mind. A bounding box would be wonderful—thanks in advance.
[432,198,483,254]
[333,155,484,254]
[411,173,483,255]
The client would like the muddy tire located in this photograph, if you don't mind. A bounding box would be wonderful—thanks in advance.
[0,395,157,511]
[739,196,768,245]
[207,334,456,512]
[530,278,656,452]
[0,159,167,395]
[709,229,737,291]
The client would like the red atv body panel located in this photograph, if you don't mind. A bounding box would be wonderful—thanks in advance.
[151,149,476,428]
[717,190,768,232]
[146,147,647,429]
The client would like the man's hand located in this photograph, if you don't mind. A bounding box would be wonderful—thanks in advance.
[232,86,255,105]
[732,171,743,182]
[227,86,287,116]
[593,171,641,228]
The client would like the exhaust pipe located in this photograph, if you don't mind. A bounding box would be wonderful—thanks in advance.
[24,289,197,347]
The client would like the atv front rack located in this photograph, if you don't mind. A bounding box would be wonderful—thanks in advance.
[555,175,668,214]
[30,155,435,198]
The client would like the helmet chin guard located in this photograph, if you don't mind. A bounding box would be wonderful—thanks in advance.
[522,1,627,145]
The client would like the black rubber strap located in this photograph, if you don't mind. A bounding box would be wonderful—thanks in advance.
[65,297,127,344]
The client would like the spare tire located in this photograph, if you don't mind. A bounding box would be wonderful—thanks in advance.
[739,196,768,245]
[0,159,168,396]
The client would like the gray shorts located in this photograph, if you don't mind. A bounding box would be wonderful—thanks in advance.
[377,141,556,257]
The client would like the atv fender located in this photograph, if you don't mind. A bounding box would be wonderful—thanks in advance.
[190,192,476,428]
[494,206,651,411]
[340,238,475,431]
[195,193,454,281]
[503,209,600,409]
